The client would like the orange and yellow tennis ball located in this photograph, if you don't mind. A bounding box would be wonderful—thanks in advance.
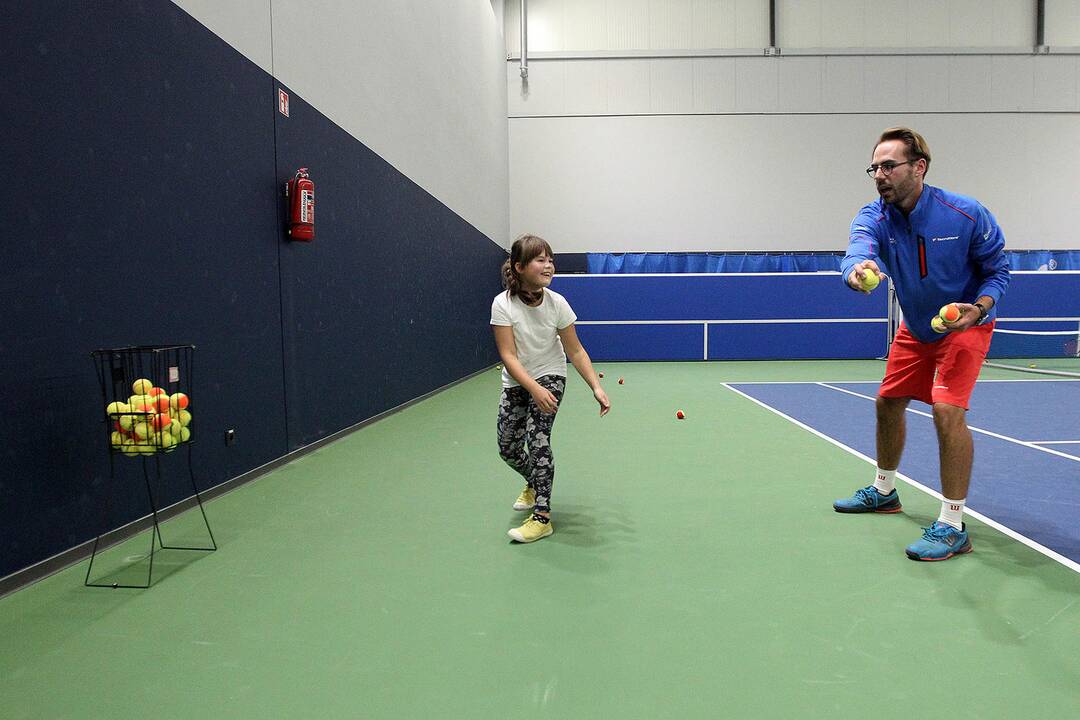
[169,392,189,410]
[939,303,961,323]
[676,410,685,419]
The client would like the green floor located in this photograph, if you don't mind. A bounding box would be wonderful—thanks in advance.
[3,361,1079,718]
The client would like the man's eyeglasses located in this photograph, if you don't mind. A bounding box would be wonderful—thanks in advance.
[866,159,919,177]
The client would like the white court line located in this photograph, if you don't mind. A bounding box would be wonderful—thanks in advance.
[818,382,1080,463]
[1036,440,1080,445]
[723,382,1080,575]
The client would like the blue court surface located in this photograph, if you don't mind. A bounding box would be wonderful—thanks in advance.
[727,379,1080,568]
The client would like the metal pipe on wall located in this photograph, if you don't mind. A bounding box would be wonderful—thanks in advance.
[519,0,528,80]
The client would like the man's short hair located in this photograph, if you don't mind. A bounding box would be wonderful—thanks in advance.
[877,127,931,176]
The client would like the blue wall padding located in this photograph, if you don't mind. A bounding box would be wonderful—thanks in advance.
[587,250,1080,274]
[551,274,886,321]
[575,325,708,361]
[0,1,503,579]
[275,88,504,448]
[996,273,1080,317]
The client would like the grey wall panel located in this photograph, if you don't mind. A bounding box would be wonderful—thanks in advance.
[509,113,1080,252]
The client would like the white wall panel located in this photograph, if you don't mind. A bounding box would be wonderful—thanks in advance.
[734,0,770,46]
[611,0,653,50]
[510,61,566,116]
[509,114,1080,251]
[651,0,695,49]
[904,56,949,109]
[777,0,1035,48]
[948,56,994,110]
[528,0,565,51]
[909,0,950,47]
[1046,0,1080,45]
[779,0,822,47]
[564,60,608,115]
[778,57,824,112]
[691,0,737,47]
[990,56,1034,111]
[565,0,608,51]
[735,58,779,111]
[508,0,765,52]
[822,0,865,47]
[947,0,996,46]
[607,60,654,113]
[692,58,738,111]
[823,57,863,112]
[862,57,907,112]
[651,59,695,112]
[1033,56,1079,110]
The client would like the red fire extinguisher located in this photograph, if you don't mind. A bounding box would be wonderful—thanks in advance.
[286,168,314,241]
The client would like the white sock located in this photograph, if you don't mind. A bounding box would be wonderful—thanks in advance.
[872,468,896,495]
[938,498,965,530]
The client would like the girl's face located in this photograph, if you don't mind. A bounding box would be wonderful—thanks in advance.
[515,253,555,291]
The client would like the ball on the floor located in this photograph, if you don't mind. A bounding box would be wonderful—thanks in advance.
[618,377,624,385]
[676,410,685,419]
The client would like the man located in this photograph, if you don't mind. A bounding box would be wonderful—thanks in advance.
[835,127,1010,561]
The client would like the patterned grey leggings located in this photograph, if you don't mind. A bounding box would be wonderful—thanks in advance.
[496,374,566,513]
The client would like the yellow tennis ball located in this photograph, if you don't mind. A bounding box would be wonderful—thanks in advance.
[939,303,961,323]
[860,271,880,291]
[931,315,947,334]
[105,401,129,417]
[121,443,142,457]
[178,427,191,443]
[132,378,154,395]
[177,409,192,427]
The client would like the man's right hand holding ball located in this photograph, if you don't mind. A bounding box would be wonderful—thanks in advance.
[848,260,883,294]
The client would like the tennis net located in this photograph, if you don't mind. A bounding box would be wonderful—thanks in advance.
[985,327,1080,377]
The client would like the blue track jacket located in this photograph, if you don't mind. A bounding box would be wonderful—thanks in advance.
[841,184,1010,343]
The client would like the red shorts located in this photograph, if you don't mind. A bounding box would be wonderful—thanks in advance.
[879,321,994,410]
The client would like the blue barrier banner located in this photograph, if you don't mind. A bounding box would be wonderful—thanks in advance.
[587,250,1080,274]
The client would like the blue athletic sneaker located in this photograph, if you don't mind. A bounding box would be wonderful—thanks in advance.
[905,522,972,561]
[833,486,902,514]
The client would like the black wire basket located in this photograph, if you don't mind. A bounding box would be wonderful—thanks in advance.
[92,345,195,456]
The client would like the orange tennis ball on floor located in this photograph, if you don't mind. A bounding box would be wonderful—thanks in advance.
[618,377,624,385]
[676,410,685,419]
[598,372,604,378]
[939,303,961,323]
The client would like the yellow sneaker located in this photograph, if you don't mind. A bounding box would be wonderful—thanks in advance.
[508,515,553,543]
[512,486,536,511]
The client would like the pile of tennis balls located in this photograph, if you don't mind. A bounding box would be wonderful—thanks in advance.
[104,378,192,456]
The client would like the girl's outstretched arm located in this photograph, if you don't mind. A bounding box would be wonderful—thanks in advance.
[558,324,610,416]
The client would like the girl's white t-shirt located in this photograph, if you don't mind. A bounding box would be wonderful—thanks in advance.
[490,289,577,388]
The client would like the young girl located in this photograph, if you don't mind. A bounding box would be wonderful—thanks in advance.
[491,234,610,543]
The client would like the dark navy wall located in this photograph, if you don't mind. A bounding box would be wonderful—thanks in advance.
[275,90,504,448]
[0,0,504,579]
